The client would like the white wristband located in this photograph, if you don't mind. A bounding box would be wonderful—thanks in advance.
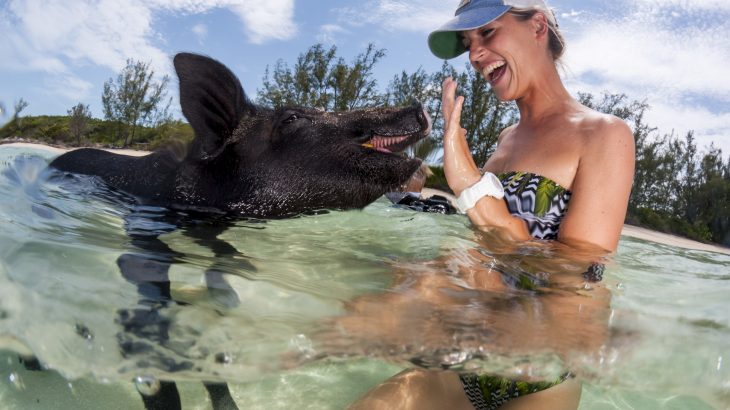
[455,172,505,214]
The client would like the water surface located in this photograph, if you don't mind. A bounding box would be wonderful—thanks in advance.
[0,145,727,409]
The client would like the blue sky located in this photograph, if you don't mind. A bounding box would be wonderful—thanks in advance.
[1,0,729,156]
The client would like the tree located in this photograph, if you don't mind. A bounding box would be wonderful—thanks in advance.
[383,66,444,163]
[0,101,5,118]
[67,103,92,146]
[257,43,386,111]
[12,98,29,131]
[687,145,730,245]
[12,98,28,120]
[101,59,171,147]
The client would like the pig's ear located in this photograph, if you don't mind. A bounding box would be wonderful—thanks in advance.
[174,53,253,160]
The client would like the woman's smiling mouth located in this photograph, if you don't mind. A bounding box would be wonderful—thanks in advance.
[482,60,507,85]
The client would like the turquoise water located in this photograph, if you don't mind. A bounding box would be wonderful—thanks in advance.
[0,145,727,409]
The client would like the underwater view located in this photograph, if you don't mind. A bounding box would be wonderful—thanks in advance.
[0,144,728,409]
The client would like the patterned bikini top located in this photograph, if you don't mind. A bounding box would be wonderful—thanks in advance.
[498,171,572,240]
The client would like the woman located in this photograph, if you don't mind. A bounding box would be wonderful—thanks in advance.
[349,0,634,409]
[434,0,634,252]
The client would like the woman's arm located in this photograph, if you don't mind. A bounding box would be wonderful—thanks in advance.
[441,78,532,241]
[558,117,635,252]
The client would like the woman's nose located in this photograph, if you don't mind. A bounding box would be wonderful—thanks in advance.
[469,43,487,69]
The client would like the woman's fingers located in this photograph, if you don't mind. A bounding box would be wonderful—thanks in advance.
[444,96,467,150]
[441,77,457,124]
[443,96,480,194]
[448,95,464,134]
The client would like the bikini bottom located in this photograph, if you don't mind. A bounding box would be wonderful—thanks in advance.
[459,372,573,410]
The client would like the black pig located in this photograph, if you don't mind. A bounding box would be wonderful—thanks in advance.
[50,53,431,217]
[43,53,431,410]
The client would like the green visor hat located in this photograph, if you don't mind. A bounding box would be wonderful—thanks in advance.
[428,0,556,60]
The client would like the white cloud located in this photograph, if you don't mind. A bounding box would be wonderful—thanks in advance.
[192,23,208,43]
[0,0,297,110]
[337,0,452,33]
[317,24,348,45]
[148,0,298,42]
[646,102,730,153]
[632,0,730,12]
[4,0,165,73]
[564,20,730,101]
[229,0,297,44]
[561,0,730,154]
[42,75,95,103]
[559,9,584,22]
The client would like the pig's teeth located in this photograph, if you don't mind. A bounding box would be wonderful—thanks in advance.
[363,135,409,150]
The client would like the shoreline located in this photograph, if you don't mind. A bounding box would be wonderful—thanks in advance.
[620,224,729,255]
[3,142,729,256]
[0,140,149,157]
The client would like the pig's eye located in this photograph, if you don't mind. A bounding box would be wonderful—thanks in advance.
[283,114,299,124]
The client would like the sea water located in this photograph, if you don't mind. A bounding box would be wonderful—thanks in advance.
[0,145,727,409]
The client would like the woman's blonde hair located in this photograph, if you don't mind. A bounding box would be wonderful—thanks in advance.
[509,7,566,61]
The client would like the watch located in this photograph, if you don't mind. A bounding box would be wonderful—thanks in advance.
[455,172,505,214]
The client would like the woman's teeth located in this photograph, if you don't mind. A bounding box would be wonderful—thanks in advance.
[482,61,506,82]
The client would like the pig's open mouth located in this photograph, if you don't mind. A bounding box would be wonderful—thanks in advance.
[359,133,422,154]
[357,111,432,155]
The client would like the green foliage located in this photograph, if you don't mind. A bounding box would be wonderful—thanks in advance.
[257,43,386,111]
[1,115,68,143]
[0,115,192,150]
[626,208,713,243]
[424,165,450,193]
[12,98,29,121]
[383,66,443,164]
[2,98,31,134]
[102,59,172,147]
[67,103,92,146]
[145,120,195,150]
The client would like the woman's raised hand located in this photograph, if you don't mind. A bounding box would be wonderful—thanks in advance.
[441,77,481,196]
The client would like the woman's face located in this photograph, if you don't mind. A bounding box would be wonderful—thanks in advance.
[460,13,544,101]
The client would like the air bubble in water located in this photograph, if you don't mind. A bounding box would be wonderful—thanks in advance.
[134,376,161,396]
[289,334,315,359]
[9,372,25,390]
[215,352,232,365]
[442,351,469,366]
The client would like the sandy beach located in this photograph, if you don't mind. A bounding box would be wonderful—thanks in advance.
[620,224,729,255]
[1,141,149,157]
[4,142,729,256]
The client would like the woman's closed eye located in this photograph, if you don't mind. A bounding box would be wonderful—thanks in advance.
[459,35,470,50]
[480,28,494,38]
[461,28,494,50]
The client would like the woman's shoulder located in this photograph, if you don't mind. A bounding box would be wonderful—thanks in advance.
[497,123,518,145]
[574,107,634,152]
[569,108,635,180]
